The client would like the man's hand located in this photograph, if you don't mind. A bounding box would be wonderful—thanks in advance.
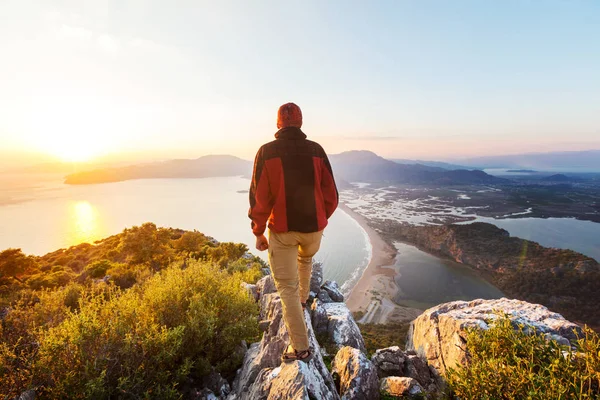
[256,234,269,251]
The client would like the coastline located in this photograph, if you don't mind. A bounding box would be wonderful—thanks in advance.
[341,203,422,324]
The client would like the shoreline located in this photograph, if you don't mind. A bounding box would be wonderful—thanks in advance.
[341,204,422,324]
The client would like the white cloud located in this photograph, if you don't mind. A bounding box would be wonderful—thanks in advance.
[58,24,93,41]
[97,34,120,54]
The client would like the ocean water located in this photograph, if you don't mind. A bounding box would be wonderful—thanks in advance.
[0,176,370,289]
[463,217,600,262]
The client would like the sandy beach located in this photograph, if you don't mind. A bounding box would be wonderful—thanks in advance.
[342,204,422,324]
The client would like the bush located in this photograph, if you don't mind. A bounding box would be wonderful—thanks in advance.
[31,261,258,398]
[84,259,112,279]
[446,315,600,399]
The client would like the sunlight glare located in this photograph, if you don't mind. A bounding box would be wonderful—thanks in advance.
[70,201,103,245]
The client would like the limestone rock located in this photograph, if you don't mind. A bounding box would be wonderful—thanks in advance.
[310,299,329,337]
[230,293,338,400]
[380,377,423,398]
[17,390,36,400]
[405,354,433,391]
[318,290,334,303]
[322,280,344,302]
[322,303,366,353]
[371,346,405,378]
[256,275,277,300]
[247,361,338,400]
[310,262,324,299]
[331,346,379,400]
[407,298,583,374]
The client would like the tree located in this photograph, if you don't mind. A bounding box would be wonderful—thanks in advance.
[0,248,37,282]
[119,223,172,269]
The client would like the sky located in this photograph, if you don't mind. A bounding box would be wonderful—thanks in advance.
[1,0,599,166]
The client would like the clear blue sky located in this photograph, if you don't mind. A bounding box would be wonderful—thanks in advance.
[1,0,599,165]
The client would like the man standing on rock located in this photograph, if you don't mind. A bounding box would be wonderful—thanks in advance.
[248,102,339,363]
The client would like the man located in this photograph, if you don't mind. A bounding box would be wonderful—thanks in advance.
[248,102,338,363]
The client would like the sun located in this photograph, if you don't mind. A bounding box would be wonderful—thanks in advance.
[28,96,118,163]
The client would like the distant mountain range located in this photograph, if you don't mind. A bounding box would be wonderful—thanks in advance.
[64,151,505,186]
[64,155,252,184]
[330,151,507,185]
[457,150,600,171]
[391,159,476,171]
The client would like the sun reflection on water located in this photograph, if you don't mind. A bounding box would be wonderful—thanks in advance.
[70,201,103,245]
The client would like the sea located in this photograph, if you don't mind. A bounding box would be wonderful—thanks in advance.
[2,175,597,306]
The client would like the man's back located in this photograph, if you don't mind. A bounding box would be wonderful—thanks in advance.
[249,126,338,236]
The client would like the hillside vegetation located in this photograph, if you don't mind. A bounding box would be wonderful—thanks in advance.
[0,223,264,398]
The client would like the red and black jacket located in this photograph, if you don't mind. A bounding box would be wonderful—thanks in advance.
[249,127,339,236]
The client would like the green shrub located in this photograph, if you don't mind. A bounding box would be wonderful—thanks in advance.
[32,261,258,398]
[446,315,600,399]
[84,259,112,279]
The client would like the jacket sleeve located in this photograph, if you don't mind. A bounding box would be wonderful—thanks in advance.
[248,147,273,236]
[321,153,339,219]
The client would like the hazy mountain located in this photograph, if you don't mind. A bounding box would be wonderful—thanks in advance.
[458,150,600,171]
[330,151,507,185]
[391,158,477,171]
[64,155,252,184]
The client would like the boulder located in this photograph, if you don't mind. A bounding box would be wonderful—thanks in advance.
[371,346,405,378]
[380,377,423,398]
[310,299,329,337]
[256,275,277,300]
[318,290,334,303]
[405,354,435,392]
[331,346,379,400]
[407,298,583,374]
[17,390,36,400]
[322,303,366,353]
[247,361,338,400]
[322,280,344,302]
[310,262,324,299]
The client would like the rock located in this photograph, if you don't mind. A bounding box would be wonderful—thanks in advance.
[309,262,324,299]
[17,390,36,400]
[241,282,259,302]
[322,303,366,353]
[198,388,219,400]
[407,298,584,374]
[380,377,423,398]
[230,293,338,399]
[247,361,338,400]
[322,280,344,302]
[202,369,231,398]
[404,354,432,390]
[258,320,271,333]
[331,346,379,400]
[256,275,277,300]
[318,290,334,303]
[371,346,405,378]
[310,299,329,337]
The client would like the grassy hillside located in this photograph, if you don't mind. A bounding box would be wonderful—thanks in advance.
[0,223,264,398]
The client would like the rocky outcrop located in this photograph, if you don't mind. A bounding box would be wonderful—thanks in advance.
[231,265,373,400]
[407,298,583,374]
[310,262,324,299]
[371,346,405,378]
[256,275,277,298]
[331,346,379,400]
[230,292,339,399]
[319,302,366,353]
[371,346,441,395]
[380,377,424,398]
[322,280,344,302]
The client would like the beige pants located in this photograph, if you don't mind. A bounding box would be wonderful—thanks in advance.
[268,230,324,352]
